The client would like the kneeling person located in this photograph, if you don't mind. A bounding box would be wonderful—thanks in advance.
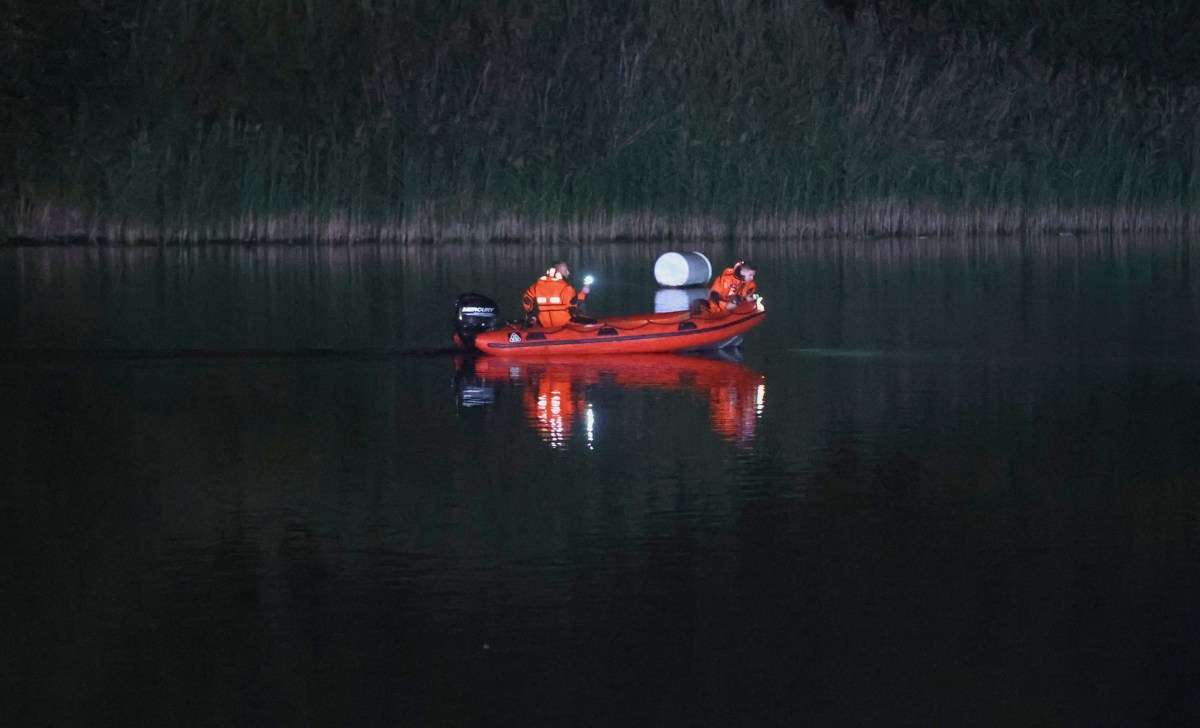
[694,260,757,313]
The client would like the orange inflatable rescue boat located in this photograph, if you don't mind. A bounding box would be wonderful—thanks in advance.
[453,293,765,357]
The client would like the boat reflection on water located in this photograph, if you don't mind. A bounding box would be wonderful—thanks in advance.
[455,351,766,449]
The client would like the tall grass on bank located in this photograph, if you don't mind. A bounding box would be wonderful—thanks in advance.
[3,0,1199,243]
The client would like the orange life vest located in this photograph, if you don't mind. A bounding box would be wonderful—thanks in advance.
[708,263,757,307]
[523,269,586,327]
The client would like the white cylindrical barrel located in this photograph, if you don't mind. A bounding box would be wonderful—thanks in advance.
[653,251,712,287]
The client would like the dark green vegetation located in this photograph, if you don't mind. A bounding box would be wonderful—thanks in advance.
[4,0,1199,242]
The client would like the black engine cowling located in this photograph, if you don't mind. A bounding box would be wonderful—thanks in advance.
[453,293,500,348]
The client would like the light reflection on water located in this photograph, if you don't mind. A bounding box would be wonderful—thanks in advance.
[3,237,1200,725]
[456,352,766,450]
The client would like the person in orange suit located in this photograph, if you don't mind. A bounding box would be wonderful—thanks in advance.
[694,261,757,313]
[708,260,757,309]
[522,261,591,327]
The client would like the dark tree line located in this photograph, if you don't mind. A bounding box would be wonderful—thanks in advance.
[825,0,1200,86]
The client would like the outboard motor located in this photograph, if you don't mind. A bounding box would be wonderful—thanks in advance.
[453,293,501,349]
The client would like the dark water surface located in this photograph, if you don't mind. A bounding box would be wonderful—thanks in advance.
[3,238,1199,726]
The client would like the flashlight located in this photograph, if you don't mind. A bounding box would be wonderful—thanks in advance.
[583,275,595,286]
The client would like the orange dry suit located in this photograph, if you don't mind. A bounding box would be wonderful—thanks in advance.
[707,261,757,309]
[523,268,587,327]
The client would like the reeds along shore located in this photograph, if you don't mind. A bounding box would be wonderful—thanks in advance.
[4,0,1199,243]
